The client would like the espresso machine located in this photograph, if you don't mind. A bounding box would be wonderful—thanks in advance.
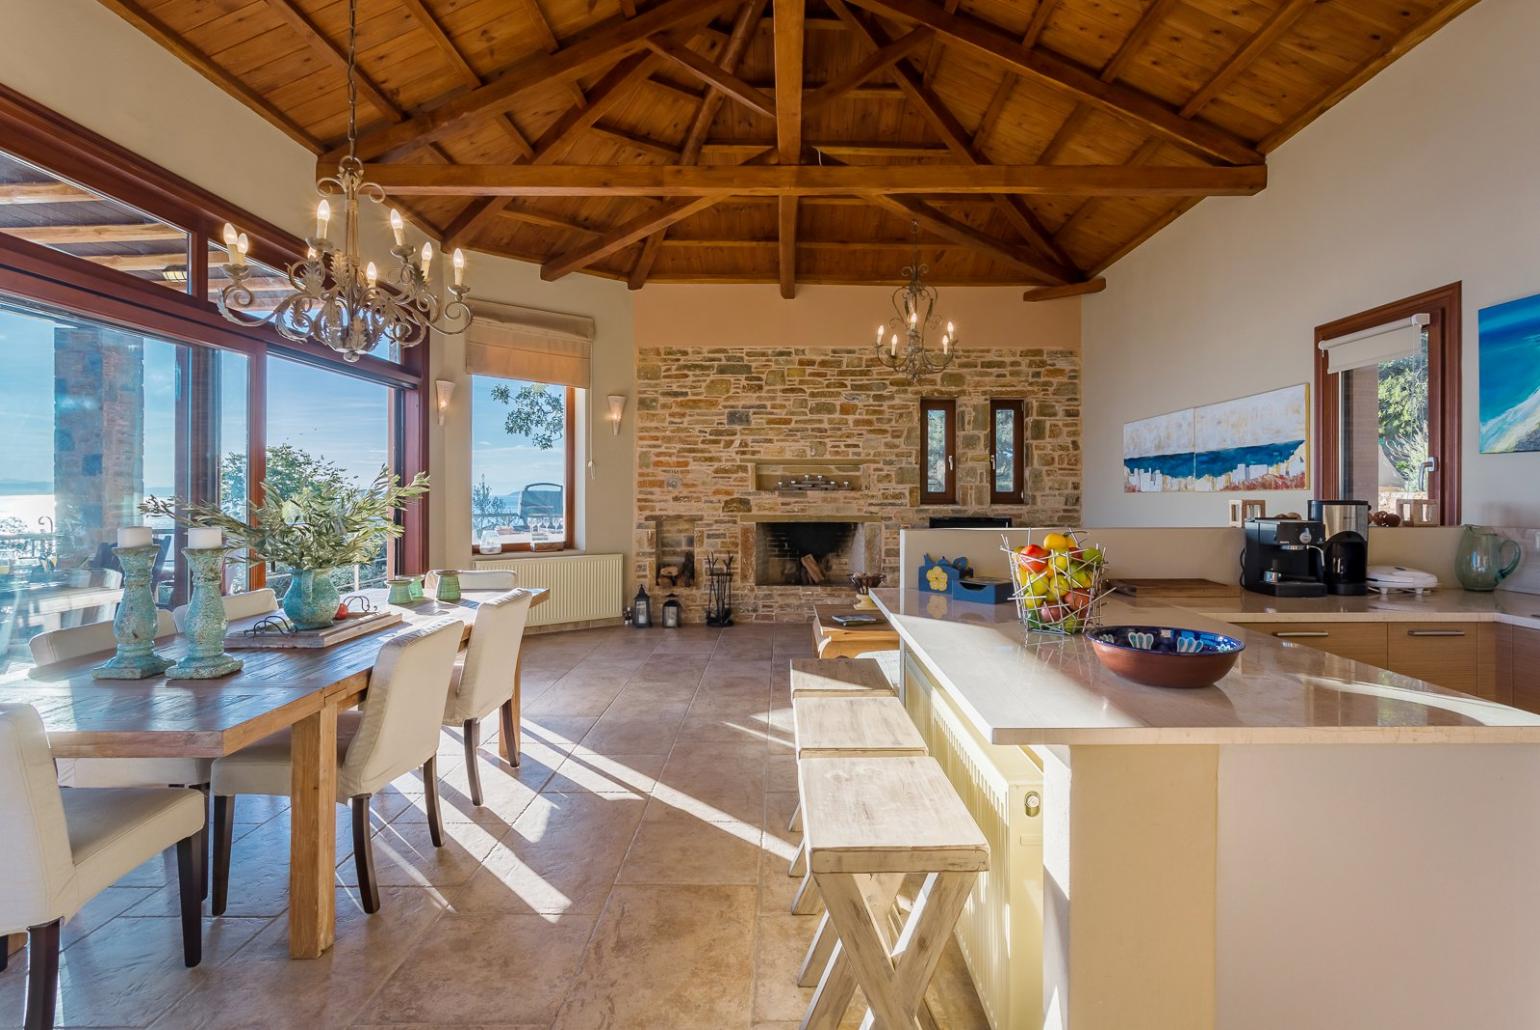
[1241,517,1327,597]
[1308,499,1370,595]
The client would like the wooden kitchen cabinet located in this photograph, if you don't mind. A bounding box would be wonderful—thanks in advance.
[1232,621,1388,667]
[1386,622,1479,697]
[1508,626,1540,713]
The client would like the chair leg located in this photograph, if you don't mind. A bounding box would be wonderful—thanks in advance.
[463,718,483,807]
[423,755,444,848]
[175,835,204,968]
[351,795,380,914]
[24,919,60,1030]
[499,698,520,768]
[211,795,234,916]
[194,783,211,901]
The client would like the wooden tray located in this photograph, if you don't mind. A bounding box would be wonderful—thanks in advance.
[1108,578,1238,597]
[225,608,403,649]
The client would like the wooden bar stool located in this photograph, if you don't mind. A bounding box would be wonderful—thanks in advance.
[798,756,989,1030]
[785,658,899,836]
[788,694,926,916]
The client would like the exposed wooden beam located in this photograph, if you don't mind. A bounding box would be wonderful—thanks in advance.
[1023,277,1106,301]
[971,76,1015,153]
[83,252,186,272]
[1089,197,1199,276]
[511,0,591,111]
[544,195,727,280]
[838,0,1262,165]
[1181,0,1311,117]
[706,139,948,157]
[1258,0,1483,154]
[500,204,607,236]
[1101,0,1182,83]
[645,37,777,118]
[398,0,542,157]
[0,182,95,205]
[5,223,187,245]
[827,0,1077,280]
[364,161,1267,197]
[1054,137,1165,241]
[590,123,683,160]
[1021,0,1058,48]
[663,237,979,248]
[804,27,932,113]
[336,0,736,162]
[773,0,804,299]
[96,0,322,153]
[628,0,767,290]
[263,0,402,120]
[869,195,1058,282]
[442,51,662,250]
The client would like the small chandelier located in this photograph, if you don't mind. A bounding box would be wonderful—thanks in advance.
[873,222,957,381]
[215,0,469,362]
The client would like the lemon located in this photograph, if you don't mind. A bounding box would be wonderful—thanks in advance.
[1029,576,1050,597]
[1042,531,1074,552]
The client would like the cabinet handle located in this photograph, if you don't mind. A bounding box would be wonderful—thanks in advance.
[1274,631,1329,638]
[1407,629,1466,637]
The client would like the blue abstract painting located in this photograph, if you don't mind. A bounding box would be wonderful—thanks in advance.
[1124,385,1307,493]
[1479,293,1540,454]
[1123,408,1195,492]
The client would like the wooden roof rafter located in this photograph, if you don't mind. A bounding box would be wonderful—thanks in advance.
[773,0,805,298]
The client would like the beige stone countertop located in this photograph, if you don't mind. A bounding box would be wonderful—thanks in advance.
[871,589,1540,747]
[1126,584,1540,631]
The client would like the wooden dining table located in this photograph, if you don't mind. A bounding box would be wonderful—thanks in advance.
[13,586,547,959]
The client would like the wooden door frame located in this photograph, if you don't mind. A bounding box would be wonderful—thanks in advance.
[1313,282,1462,524]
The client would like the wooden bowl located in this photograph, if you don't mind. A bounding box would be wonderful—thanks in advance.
[1088,625,1244,689]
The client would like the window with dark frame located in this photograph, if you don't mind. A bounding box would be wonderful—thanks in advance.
[0,84,432,592]
[1314,283,1462,524]
[920,398,957,506]
[989,399,1025,505]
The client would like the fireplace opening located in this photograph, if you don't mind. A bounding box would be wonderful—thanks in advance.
[753,521,860,587]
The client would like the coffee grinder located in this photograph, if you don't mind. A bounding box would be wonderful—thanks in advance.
[1308,499,1370,595]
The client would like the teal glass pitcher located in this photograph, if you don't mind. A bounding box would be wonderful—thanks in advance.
[1454,526,1522,591]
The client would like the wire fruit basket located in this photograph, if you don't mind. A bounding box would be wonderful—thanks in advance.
[1002,531,1113,636]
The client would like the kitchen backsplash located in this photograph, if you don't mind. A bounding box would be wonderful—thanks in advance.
[1492,526,1540,596]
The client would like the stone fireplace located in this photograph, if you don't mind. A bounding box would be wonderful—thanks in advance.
[749,518,880,588]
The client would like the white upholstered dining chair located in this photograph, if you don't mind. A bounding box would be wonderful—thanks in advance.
[455,569,517,590]
[0,704,205,1030]
[209,617,463,915]
[442,589,532,805]
[172,587,277,632]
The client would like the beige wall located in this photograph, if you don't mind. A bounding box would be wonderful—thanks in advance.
[1082,0,1540,528]
[635,283,1081,352]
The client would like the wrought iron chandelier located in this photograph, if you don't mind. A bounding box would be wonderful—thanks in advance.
[872,222,957,381]
[215,0,470,362]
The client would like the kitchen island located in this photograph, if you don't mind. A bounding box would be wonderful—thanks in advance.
[871,588,1540,1030]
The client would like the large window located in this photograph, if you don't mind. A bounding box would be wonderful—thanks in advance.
[1315,284,1461,522]
[920,398,957,506]
[0,298,247,672]
[471,376,575,551]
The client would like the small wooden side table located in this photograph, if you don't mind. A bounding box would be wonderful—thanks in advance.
[811,604,900,660]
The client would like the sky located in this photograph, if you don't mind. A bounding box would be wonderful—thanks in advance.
[469,375,568,501]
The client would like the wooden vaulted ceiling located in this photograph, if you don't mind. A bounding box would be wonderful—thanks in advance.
[97,0,1480,294]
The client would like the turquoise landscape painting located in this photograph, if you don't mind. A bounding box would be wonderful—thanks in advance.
[1479,293,1540,454]
[1124,385,1308,493]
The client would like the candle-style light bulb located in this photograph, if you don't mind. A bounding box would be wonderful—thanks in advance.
[316,199,331,239]
[875,323,884,344]
[420,241,433,273]
[389,208,404,246]
[365,261,378,288]
[946,321,955,336]
[909,310,918,327]
[234,233,249,267]
[942,335,951,354]
[222,222,238,249]
[889,333,898,357]
[452,247,465,286]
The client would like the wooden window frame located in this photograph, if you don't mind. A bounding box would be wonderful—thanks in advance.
[919,397,958,506]
[471,379,578,553]
[1313,282,1462,524]
[989,398,1025,505]
[0,83,431,577]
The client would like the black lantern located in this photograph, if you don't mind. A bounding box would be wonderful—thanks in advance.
[662,593,682,628]
[633,585,652,628]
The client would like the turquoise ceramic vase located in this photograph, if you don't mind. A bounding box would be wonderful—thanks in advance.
[283,568,340,630]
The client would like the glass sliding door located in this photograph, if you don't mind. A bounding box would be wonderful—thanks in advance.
[0,298,247,673]
[264,355,395,596]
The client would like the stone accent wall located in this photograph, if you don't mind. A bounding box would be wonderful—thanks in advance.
[635,346,1081,622]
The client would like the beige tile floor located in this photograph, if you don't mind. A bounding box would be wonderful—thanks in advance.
[0,623,990,1030]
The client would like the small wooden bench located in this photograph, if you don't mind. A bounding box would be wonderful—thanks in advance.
[797,756,989,1030]
[810,605,900,660]
[788,656,895,698]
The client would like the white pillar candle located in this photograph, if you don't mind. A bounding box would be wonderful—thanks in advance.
[187,527,223,549]
[117,526,152,548]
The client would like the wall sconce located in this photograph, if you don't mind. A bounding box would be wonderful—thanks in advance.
[435,379,456,426]
[607,394,627,435]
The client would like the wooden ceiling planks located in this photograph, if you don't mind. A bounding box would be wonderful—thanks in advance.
[95,0,1482,288]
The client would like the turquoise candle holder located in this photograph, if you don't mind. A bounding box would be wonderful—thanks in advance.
[386,576,414,606]
[167,547,243,679]
[408,575,424,601]
[433,569,461,603]
[92,543,172,680]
